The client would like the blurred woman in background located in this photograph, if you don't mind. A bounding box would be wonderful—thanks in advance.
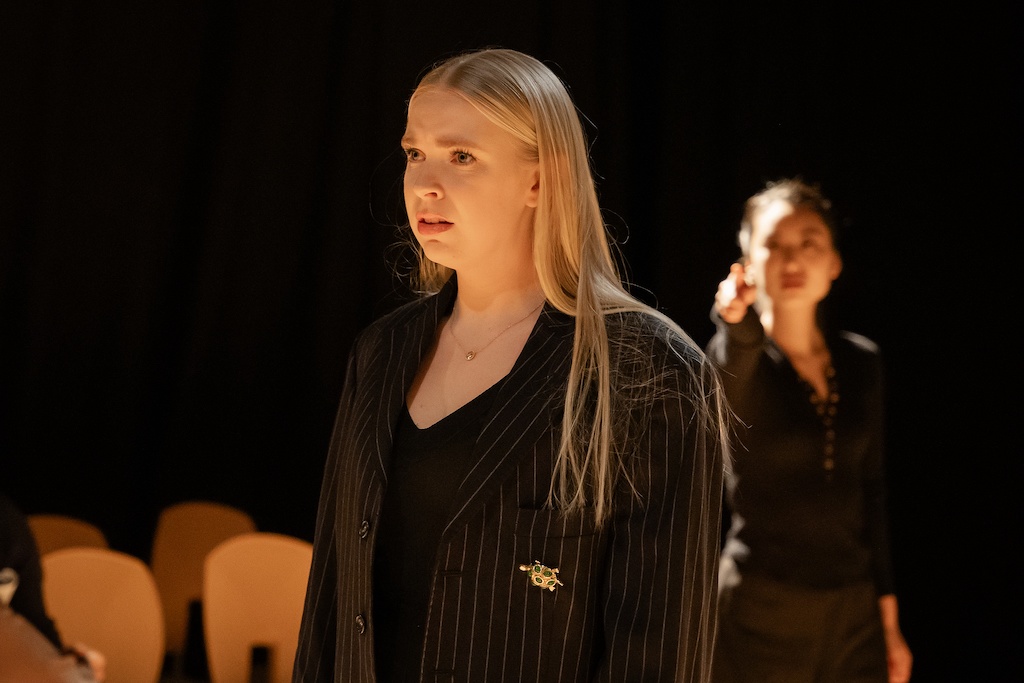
[707,178,912,683]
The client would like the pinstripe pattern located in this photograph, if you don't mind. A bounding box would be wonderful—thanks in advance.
[293,280,725,682]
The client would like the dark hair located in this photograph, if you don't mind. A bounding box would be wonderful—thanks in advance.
[738,178,839,256]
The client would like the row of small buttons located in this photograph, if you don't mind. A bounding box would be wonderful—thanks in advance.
[355,518,371,633]
[807,365,839,482]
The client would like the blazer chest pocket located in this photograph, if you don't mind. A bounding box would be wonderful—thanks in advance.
[512,508,605,595]
[514,507,598,539]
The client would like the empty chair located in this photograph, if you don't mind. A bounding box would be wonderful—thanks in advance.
[148,500,257,670]
[27,514,109,555]
[203,532,313,683]
[41,547,165,683]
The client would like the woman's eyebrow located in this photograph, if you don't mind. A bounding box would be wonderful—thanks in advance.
[434,136,476,148]
[401,133,477,149]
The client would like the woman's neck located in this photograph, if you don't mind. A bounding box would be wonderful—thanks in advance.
[453,269,543,320]
[760,305,826,360]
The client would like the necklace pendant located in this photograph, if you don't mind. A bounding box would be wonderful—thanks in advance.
[465,351,476,361]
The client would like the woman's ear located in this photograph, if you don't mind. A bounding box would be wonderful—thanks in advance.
[525,167,540,208]
[830,253,844,281]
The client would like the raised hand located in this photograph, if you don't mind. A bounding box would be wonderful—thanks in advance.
[714,262,756,323]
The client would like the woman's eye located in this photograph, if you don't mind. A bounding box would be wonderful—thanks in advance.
[404,148,422,162]
[453,149,475,164]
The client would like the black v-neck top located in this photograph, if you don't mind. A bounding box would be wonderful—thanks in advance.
[706,308,894,593]
[373,379,504,682]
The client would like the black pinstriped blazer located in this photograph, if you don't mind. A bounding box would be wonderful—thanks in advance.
[293,278,725,682]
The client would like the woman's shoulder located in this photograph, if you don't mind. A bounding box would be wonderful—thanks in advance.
[361,278,455,338]
[832,330,884,384]
[606,309,706,368]
[835,330,881,357]
[354,292,441,343]
[369,293,435,327]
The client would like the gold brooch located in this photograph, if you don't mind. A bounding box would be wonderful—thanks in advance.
[519,560,563,591]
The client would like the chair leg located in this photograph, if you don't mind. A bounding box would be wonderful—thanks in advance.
[251,646,270,683]
[183,601,209,680]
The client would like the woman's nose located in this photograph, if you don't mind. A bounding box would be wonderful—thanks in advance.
[406,165,444,199]
[775,246,801,272]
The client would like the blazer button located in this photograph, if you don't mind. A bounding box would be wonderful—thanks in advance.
[355,613,366,634]
[358,520,370,539]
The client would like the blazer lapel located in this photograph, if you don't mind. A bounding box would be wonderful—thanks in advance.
[442,308,574,536]
[368,281,456,483]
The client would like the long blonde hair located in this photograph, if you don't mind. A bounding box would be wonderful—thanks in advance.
[407,48,728,526]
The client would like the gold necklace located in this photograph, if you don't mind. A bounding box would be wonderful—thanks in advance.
[447,301,544,361]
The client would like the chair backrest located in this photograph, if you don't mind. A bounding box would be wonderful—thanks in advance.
[149,500,257,657]
[41,547,165,683]
[28,514,109,555]
[203,532,313,683]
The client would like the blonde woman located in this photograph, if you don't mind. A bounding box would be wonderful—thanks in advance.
[294,48,729,682]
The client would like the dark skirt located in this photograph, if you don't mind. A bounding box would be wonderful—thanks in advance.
[712,557,888,683]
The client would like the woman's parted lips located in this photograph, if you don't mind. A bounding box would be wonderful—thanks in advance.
[416,212,453,234]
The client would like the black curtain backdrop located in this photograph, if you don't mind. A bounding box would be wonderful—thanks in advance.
[0,2,1016,680]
